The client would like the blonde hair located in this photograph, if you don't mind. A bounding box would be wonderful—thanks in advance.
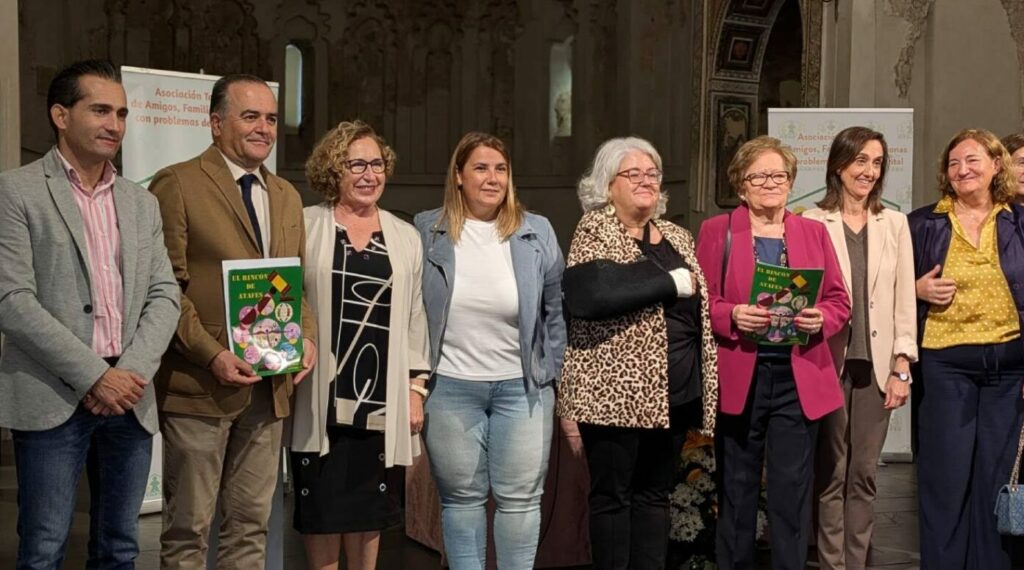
[305,120,396,203]
[937,128,1016,204]
[728,136,798,198]
[441,132,524,243]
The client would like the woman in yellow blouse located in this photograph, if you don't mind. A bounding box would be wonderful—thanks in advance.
[909,128,1024,570]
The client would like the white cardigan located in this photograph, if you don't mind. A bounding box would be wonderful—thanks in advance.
[287,203,430,467]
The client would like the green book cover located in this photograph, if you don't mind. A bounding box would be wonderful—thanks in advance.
[746,261,824,346]
[222,257,304,376]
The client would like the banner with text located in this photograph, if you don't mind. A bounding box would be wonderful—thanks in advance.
[120,66,279,513]
[768,108,915,461]
[768,108,913,213]
[121,66,278,188]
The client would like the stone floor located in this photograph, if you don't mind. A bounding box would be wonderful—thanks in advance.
[0,441,920,569]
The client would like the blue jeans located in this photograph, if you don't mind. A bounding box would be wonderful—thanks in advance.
[12,405,153,570]
[423,375,554,570]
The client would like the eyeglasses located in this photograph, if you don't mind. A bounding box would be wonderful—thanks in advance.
[616,168,663,185]
[344,159,386,174]
[744,171,791,186]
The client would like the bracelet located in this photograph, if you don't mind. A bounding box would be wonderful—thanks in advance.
[409,384,430,399]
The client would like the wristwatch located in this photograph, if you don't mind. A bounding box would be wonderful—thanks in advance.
[892,371,910,383]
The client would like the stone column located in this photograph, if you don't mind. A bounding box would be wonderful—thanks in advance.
[0,0,20,171]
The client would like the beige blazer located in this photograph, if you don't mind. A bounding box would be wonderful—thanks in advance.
[803,207,918,390]
[287,203,430,467]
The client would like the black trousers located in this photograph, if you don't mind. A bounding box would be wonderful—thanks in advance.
[918,340,1024,570]
[716,359,819,570]
[579,401,699,570]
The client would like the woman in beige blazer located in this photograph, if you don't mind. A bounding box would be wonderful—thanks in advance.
[803,126,918,570]
[288,120,430,570]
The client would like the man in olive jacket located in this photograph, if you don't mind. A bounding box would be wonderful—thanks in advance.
[149,73,316,569]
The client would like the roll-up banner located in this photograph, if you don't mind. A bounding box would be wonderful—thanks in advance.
[769,108,914,462]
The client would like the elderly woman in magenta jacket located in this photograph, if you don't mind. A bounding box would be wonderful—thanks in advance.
[695,136,849,570]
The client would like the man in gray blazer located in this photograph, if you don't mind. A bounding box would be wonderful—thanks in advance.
[0,60,180,569]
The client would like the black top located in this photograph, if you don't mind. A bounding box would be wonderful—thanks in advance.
[328,228,393,430]
[641,238,702,406]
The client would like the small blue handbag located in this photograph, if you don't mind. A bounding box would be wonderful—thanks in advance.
[995,424,1024,535]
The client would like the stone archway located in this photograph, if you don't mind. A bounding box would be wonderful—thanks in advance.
[690,0,823,212]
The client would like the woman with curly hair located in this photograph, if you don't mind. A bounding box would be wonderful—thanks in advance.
[288,120,430,570]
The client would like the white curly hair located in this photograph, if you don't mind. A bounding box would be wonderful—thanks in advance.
[577,136,668,216]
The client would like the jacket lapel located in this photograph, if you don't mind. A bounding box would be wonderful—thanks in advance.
[425,219,455,293]
[200,146,261,256]
[112,179,137,318]
[730,207,756,303]
[263,168,287,257]
[867,211,886,295]
[42,150,91,289]
[510,219,540,334]
[821,210,853,295]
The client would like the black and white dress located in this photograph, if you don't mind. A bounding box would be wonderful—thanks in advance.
[290,227,402,534]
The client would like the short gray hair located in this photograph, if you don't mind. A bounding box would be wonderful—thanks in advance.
[577,136,668,216]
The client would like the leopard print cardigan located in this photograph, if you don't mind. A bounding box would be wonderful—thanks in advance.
[555,207,719,435]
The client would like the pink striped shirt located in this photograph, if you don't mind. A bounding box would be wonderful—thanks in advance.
[57,150,124,358]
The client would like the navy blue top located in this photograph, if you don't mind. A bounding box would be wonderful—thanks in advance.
[908,202,1024,343]
[754,237,791,359]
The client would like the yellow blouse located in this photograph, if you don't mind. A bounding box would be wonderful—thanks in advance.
[922,197,1021,349]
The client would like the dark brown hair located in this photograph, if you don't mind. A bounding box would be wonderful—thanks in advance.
[1002,132,1024,157]
[816,126,889,214]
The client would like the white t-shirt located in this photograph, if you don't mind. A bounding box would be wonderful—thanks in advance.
[436,218,524,381]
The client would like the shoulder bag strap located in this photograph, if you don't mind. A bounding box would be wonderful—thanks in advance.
[1010,421,1024,488]
[721,210,732,297]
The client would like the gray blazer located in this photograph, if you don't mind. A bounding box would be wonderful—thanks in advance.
[0,148,180,434]
[414,208,566,389]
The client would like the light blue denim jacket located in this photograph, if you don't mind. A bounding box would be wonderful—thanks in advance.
[413,208,567,389]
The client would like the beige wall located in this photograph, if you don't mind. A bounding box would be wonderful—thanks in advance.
[0,0,19,172]
[821,0,1023,209]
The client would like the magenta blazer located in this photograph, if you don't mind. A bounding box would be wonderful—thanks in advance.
[695,205,849,420]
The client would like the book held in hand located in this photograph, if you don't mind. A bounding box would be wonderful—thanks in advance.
[222,257,304,376]
[746,261,824,346]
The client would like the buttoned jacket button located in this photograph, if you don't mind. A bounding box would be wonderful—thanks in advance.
[84,304,93,314]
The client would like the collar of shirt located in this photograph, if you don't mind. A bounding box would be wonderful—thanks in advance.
[55,147,117,196]
[218,149,268,190]
[933,194,1011,216]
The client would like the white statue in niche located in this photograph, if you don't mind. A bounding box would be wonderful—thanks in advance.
[554,89,572,137]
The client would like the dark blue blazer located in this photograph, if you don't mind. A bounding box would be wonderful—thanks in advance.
[908,201,1024,342]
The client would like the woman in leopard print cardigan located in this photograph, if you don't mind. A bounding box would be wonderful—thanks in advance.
[557,136,719,570]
